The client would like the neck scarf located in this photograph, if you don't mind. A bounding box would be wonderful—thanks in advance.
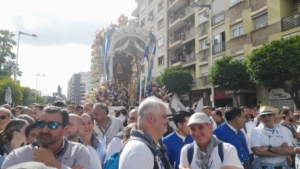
[195,135,223,169]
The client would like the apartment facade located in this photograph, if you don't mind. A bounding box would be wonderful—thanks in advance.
[132,0,168,79]
[67,71,90,103]
[132,0,300,108]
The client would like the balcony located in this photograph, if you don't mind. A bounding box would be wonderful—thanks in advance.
[186,53,196,63]
[282,12,300,31]
[182,6,195,21]
[193,76,209,87]
[212,41,226,55]
[170,56,186,68]
[183,28,195,42]
[168,10,186,31]
[168,0,188,12]
[168,33,184,50]
[212,11,225,26]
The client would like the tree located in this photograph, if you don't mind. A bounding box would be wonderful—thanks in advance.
[247,35,300,108]
[3,60,22,77]
[21,87,45,106]
[0,76,23,105]
[161,67,193,96]
[0,30,16,76]
[209,56,253,106]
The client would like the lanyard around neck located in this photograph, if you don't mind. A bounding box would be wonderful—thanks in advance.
[98,120,111,137]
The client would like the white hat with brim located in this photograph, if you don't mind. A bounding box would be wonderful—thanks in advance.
[187,112,211,126]
[257,106,274,117]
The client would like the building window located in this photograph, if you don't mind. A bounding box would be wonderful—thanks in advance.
[198,11,208,25]
[200,65,208,76]
[158,56,164,66]
[231,23,243,38]
[200,39,208,51]
[253,12,268,30]
[230,0,242,7]
[158,18,164,30]
[157,37,164,47]
[158,1,164,12]
[140,3,146,13]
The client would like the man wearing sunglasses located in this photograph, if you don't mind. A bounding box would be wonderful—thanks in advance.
[0,108,11,131]
[250,106,294,169]
[2,106,90,169]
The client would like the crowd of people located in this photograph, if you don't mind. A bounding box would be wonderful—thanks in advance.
[0,99,300,169]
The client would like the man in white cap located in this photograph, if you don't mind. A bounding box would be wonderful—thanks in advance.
[179,112,243,169]
[250,106,294,168]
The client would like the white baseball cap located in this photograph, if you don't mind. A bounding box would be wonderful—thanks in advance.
[187,112,211,126]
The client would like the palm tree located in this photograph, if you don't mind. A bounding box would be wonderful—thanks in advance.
[3,60,22,77]
[0,30,17,76]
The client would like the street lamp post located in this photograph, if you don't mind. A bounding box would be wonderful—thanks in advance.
[35,74,45,101]
[14,31,37,81]
[190,3,215,107]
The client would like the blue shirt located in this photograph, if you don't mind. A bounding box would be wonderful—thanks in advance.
[213,123,250,164]
[162,132,193,169]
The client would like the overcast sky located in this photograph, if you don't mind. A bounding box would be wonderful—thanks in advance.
[1,0,136,97]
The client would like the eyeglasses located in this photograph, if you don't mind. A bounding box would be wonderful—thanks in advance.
[36,121,65,130]
[261,114,273,118]
[0,115,8,120]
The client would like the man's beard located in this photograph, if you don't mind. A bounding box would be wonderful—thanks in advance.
[289,118,294,123]
[67,131,79,141]
[36,132,60,146]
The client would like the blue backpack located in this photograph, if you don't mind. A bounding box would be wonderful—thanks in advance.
[104,138,156,169]
[187,142,224,165]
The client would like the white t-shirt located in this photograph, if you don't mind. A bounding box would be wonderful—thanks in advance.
[105,136,122,162]
[250,126,292,164]
[245,121,256,139]
[179,142,243,169]
[86,145,102,169]
[281,124,297,146]
[119,138,164,169]
[241,127,252,154]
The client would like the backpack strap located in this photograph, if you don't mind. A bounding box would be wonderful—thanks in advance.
[256,118,260,127]
[187,143,194,165]
[218,143,224,163]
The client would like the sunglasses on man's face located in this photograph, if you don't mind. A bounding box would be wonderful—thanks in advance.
[261,114,273,118]
[36,121,65,130]
[0,115,8,120]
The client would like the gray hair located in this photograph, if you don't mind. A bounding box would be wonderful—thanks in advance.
[17,114,35,125]
[93,102,109,115]
[138,97,165,124]
[0,108,12,117]
[20,108,32,115]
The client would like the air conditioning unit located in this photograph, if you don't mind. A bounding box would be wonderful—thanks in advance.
[204,9,209,18]
[148,14,154,21]
[168,11,175,17]
[205,39,210,45]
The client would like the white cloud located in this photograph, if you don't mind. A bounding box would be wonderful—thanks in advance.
[0,0,137,98]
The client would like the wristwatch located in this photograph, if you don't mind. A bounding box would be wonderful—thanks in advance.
[268,145,272,152]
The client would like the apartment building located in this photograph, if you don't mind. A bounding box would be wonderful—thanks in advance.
[67,71,90,103]
[132,0,168,79]
[132,0,300,108]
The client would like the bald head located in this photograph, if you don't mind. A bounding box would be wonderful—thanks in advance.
[69,114,82,125]
[128,109,138,124]
[66,114,82,141]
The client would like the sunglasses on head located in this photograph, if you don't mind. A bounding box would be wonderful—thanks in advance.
[261,114,273,118]
[0,115,8,120]
[36,121,65,130]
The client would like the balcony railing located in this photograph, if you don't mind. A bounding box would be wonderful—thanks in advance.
[184,6,194,18]
[185,28,195,40]
[212,11,225,26]
[171,56,186,65]
[170,33,185,44]
[194,76,209,87]
[186,53,196,63]
[212,41,226,54]
[282,12,300,31]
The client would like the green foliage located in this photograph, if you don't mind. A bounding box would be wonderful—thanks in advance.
[161,67,193,96]
[21,87,45,106]
[156,75,163,85]
[0,30,17,76]
[209,56,253,106]
[247,35,300,108]
[0,76,23,104]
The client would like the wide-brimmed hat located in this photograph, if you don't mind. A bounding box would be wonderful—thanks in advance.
[187,112,211,126]
[257,106,274,117]
[272,108,285,118]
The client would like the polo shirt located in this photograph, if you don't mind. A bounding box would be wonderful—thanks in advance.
[2,138,90,169]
